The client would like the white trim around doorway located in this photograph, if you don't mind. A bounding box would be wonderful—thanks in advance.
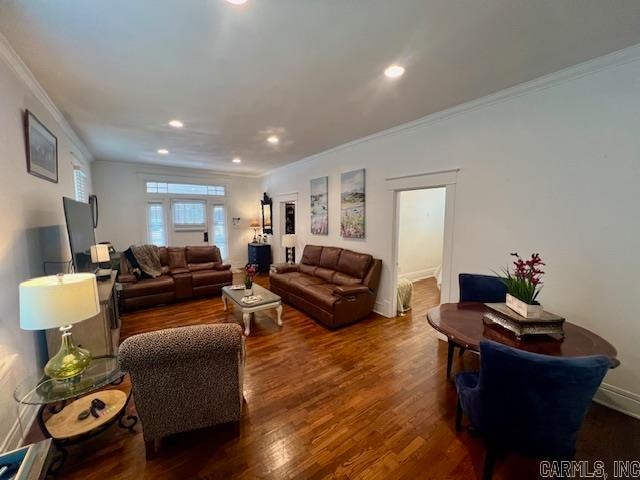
[387,168,459,316]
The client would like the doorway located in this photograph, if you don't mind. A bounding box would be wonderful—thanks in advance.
[395,187,446,316]
[280,201,296,262]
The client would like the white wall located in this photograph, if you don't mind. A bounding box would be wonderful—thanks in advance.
[0,41,93,449]
[264,46,640,417]
[398,188,445,281]
[92,161,263,267]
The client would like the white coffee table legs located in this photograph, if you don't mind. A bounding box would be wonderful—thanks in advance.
[222,294,228,311]
[242,312,252,336]
[276,305,283,326]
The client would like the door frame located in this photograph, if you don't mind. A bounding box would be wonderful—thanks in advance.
[274,192,298,264]
[387,169,459,316]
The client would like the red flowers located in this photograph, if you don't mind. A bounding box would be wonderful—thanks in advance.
[244,263,258,288]
[498,253,545,304]
[510,252,545,286]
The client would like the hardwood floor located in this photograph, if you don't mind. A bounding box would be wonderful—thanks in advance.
[34,276,639,479]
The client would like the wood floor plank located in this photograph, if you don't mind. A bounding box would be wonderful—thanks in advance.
[26,276,640,479]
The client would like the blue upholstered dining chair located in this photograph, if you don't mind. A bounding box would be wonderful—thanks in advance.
[455,340,611,480]
[445,274,508,379]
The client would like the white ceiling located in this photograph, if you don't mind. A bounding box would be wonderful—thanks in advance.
[2,0,640,175]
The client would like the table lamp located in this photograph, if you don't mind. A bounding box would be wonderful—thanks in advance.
[282,234,297,264]
[90,244,111,280]
[19,273,100,380]
[250,220,261,242]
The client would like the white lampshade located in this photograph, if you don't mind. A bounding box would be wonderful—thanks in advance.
[19,273,100,330]
[282,234,297,248]
[90,244,110,263]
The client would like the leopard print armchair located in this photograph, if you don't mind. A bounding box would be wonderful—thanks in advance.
[118,323,245,459]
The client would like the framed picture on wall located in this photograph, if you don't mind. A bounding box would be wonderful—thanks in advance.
[25,110,58,183]
[340,169,365,239]
[310,176,328,235]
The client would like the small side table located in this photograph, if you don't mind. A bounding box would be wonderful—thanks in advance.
[248,243,272,273]
[13,356,137,471]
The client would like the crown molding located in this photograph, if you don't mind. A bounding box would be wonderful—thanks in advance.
[0,31,94,163]
[264,42,640,178]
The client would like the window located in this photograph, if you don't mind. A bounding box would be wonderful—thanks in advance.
[212,204,228,260]
[147,202,166,246]
[146,181,225,196]
[74,168,88,202]
[172,200,206,230]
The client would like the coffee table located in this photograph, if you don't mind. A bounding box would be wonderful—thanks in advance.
[222,284,283,335]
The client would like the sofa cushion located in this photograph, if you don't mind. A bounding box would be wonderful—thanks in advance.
[188,262,215,272]
[186,246,220,264]
[121,276,175,299]
[301,245,323,266]
[337,249,372,280]
[319,247,342,270]
[288,274,325,298]
[314,267,336,283]
[299,264,317,276]
[191,270,230,287]
[167,247,187,269]
[333,271,362,286]
[296,284,338,311]
[158,247,168,266]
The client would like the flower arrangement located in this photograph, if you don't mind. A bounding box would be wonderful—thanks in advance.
[498,252,545,305]
[244,263,257,290]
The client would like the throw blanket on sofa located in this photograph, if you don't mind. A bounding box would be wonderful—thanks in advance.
[131,244,163,278]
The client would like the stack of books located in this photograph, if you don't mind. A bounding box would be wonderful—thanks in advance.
[242,295,263,305]
[483,303,565,339]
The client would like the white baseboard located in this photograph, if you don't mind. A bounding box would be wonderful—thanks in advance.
[593,382,640,419]
[400,268,437,283]
[1,404,38,453]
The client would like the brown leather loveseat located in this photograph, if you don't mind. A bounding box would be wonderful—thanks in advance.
[270,245,382,328]
[119,246,232,311]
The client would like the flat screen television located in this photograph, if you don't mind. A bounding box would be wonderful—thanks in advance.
[63,197,97,273]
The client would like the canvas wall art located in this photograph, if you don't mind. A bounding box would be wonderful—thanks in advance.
[340,169,365,239]
[25,110,58,183]
[310,176,328,235]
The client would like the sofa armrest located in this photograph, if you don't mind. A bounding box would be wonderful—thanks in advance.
[118,274,137,284]
[333,285,371,297]
[215,263,232,271]
[272,263,299,274]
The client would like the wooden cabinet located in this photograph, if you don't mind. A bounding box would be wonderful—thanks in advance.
[248,243,272,273]
[46,271,120,358]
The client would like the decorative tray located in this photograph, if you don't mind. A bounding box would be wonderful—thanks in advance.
[483,303,565,339]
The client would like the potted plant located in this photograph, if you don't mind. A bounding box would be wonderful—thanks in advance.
[498,252,545,318]
[244,263,257,296]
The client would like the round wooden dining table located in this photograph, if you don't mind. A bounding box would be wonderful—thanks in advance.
[427,302,619,378]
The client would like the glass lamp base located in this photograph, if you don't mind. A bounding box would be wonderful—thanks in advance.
[45,325,91,380]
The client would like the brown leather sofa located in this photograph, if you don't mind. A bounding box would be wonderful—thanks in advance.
[119,246,232,311]
[270,245,382,329]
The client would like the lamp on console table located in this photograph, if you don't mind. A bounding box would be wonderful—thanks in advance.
[282,234,297,264]
[249,220,261,243]
[19,273,100,380]
[90,244,112,280]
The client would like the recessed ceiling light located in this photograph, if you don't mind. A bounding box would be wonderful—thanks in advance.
[232,157,242,164]
[267,135,279,145]
[225,0,247,4]
[384,64,405,79]
[157,148,169,155]
[168,120,184,128]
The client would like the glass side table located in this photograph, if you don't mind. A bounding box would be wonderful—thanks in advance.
[13,356,137,470]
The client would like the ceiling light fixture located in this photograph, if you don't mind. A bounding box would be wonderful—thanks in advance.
[225,0,248,5]
[232,157,242,164]
[157,148,169,155]
[384,64,405,79]
[168,120,184,128]
[267,135,279,145]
